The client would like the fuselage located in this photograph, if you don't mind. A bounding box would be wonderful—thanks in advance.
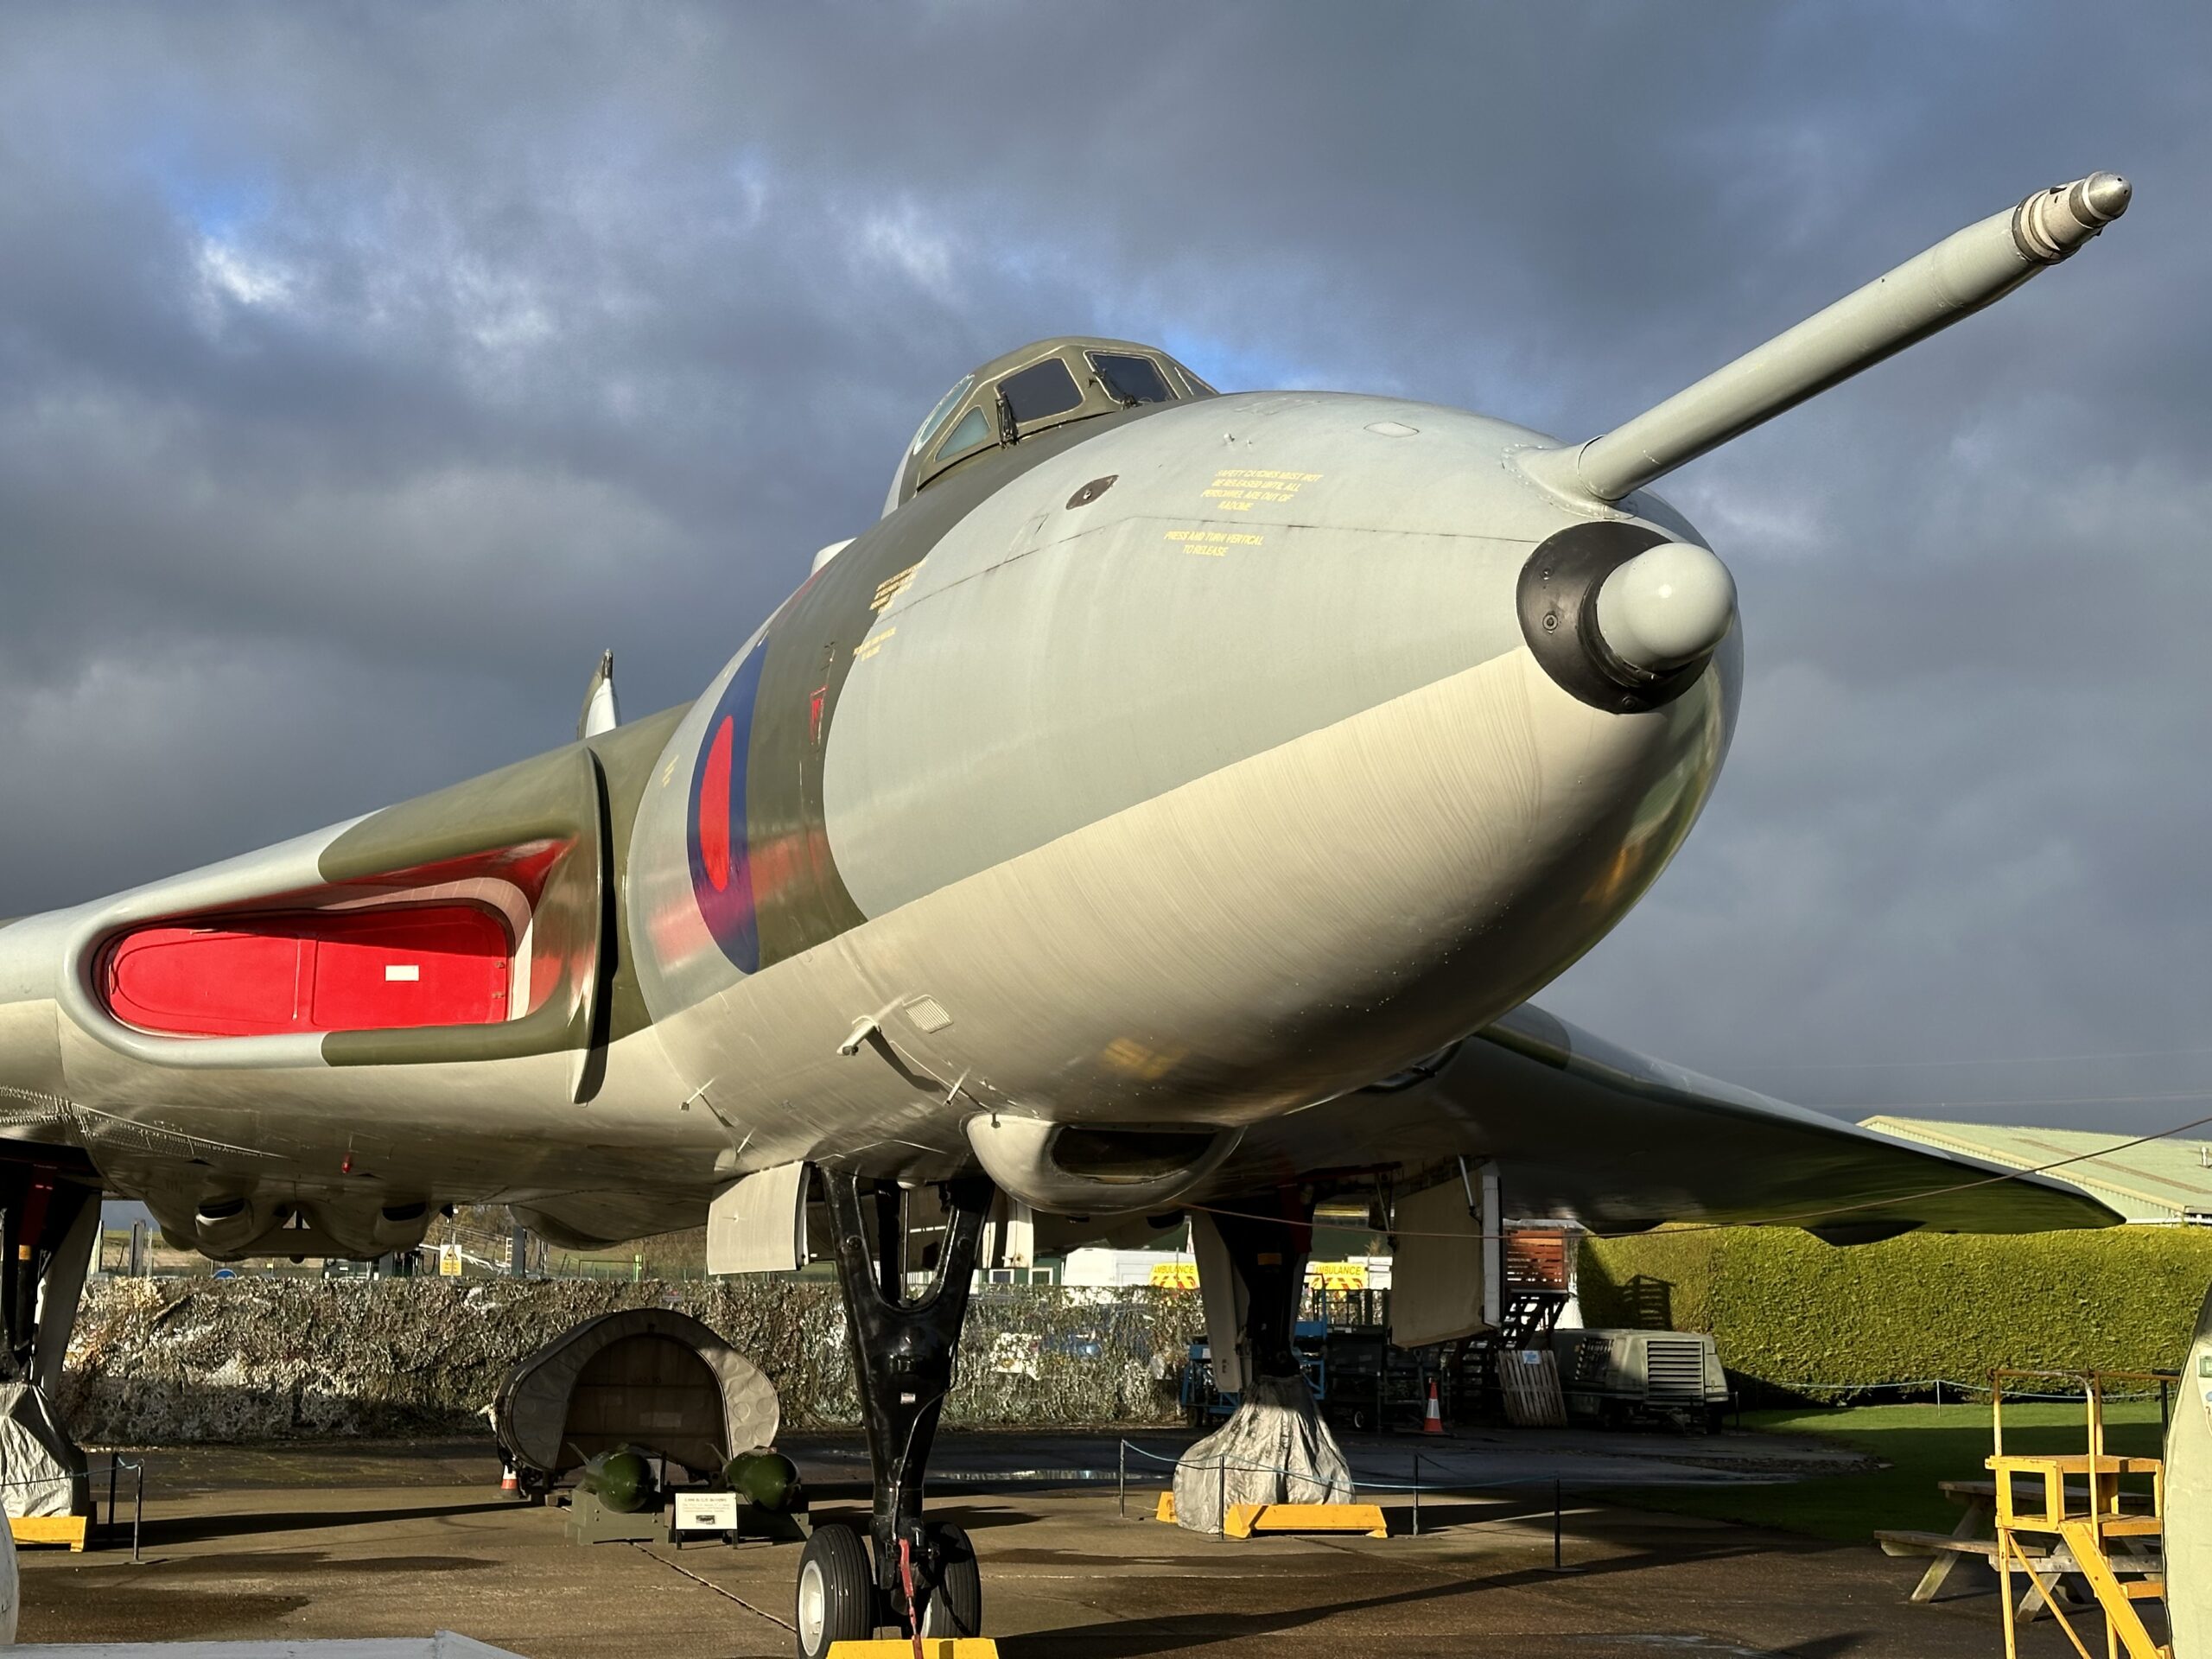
[0,378,1739,1255]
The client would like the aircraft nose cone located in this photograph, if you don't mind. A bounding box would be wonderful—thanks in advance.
[1593,541,1737,673]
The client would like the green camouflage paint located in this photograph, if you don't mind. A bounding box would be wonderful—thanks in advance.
[588,702,690,1044]
[745,404,1176,969]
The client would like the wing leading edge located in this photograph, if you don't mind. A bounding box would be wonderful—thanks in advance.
[1217,1003,2122,1238]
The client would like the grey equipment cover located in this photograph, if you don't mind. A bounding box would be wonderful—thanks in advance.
[0,1510,13,1649]
[492,1308,779,1482]
[0,1384,88,1520]
[1170,1374,1355,1535]
[2167,1282,2212,1659]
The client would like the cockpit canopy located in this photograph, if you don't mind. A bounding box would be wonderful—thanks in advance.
[883,336,1216,516]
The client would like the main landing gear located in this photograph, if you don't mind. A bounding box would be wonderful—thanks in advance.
[1173,1188,1353,1532]
[796,1172,992,1659]
[0,1159,100,1389]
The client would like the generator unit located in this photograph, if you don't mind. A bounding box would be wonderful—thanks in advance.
[1551,1328,1729,1428]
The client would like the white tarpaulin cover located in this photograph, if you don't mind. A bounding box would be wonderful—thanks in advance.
[0,1508,16,1647]
[0,1382,86,1521]
[1170,1372,1354,1535]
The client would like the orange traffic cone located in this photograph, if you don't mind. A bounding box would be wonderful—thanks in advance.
[1423,1377,1445,1435]
[499,1462,520,1497]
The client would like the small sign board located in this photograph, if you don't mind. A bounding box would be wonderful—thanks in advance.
[675,1491,740,1533]
[437,1244,462,1278]
[1306,1260,1369,1291]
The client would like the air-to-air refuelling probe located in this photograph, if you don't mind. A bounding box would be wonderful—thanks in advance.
[0,173,2134,1652]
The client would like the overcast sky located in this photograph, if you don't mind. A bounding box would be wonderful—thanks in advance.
[3,3,2207,1138]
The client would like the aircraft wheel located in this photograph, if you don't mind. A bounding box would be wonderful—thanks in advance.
[795,1523,874,1659]
[919,1522,982,1640]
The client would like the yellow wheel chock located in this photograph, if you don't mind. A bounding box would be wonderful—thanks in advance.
[1153,1491,1388,1538]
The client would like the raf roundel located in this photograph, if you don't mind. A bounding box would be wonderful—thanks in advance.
[685,645,768,973]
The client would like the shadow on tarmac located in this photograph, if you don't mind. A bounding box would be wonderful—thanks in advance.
[140,1498,517,1545]
[804,1500,1035,1534]
[995,1535,1864,1658]
[147,1549,498,1576]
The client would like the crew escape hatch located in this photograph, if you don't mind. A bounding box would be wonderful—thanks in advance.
[77,744,612,1074]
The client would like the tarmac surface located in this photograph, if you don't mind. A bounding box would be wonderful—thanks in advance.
[23,1427,2111,1657]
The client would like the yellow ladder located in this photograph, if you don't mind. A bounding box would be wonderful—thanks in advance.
[1990,1369,2173,1659]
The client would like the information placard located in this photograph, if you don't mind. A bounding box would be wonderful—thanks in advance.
[674,1491,740,1532]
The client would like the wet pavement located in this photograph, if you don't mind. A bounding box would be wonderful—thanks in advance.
[22,1429,2098,1656]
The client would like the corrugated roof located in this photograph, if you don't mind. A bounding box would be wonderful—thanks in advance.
[1859,1116,2212,1224]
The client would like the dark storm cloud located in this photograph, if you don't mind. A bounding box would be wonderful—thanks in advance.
[2,2,2206,1131]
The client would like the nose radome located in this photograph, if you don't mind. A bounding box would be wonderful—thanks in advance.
[1593,542,1737,674]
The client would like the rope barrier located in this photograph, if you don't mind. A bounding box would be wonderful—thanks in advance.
[1117,1438,1584,1495]
[1119,1434,1580,1564]
[1117,1374,2169,1503]
[1747,1378,2168,1402]
[0,1454,149,1562]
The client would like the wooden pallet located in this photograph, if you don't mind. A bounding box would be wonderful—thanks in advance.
[1499,1348,1568,1428]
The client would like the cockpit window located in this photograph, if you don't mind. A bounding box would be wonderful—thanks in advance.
[1090,352,1172,407]
[887,336,1221,518]
[934,404,992,461]
[908,374,974,456]
[998,358,1084,425]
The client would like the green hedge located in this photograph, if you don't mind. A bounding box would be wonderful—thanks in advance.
[1577,1226,2212,1398]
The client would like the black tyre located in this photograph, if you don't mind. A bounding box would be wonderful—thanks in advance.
[919,1522,982,1641]
[796,1522,874,1659]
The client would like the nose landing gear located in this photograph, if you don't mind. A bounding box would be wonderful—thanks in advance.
[795,1171,993,1659]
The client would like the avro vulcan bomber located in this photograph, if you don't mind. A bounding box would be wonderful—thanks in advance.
[0,173,2133,1653]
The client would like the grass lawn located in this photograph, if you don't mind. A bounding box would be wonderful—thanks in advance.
[1618,1399,2171,1544]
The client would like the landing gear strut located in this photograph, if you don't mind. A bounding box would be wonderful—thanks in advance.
[796,1171,992,1659]
[1174,1188,1353,1532]
[1206,1192,1312,1382]
[0,1162,99,1389]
